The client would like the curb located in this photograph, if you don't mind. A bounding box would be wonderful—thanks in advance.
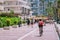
[54,22,60,40]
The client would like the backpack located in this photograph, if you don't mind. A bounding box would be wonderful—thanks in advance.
[39,21,44,26]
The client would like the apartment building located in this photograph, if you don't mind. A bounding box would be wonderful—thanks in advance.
[30,0,38,15]
[30,0,55,16]
[0,0,4,11]
[39,0,55,16]
[0,0,31,16]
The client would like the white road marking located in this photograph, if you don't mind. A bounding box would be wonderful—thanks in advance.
[17,28,37,40]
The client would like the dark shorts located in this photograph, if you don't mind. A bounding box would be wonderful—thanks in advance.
[39,25,43,28]
[27,23,30,25]
[31,22,33,24]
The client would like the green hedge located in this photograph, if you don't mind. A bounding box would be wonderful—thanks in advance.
[0,17,26,28]
[0,17,21,28]
[0,12,26,28]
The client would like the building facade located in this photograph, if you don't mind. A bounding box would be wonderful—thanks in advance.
[30,0,38,15]
[30,0,55,16]
[0,0,31,16]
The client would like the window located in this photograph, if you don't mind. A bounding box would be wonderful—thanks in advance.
[40,7,43,10]
[31,0,33,2]
[33,0,35,2]
[33,5,37,7]
[19,2,22,5]
[8,9,10,11]
[31,4,33,7]
[31,0,35,2]
[23,0,26,1]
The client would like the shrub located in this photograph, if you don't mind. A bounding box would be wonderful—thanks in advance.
[6,19,10,26]
[14,21,17,25]
[23,20,26,24]
[10,10,14,15]
[0,20,3,28]
[0,12,17,17]
[0,17,7,27]
[0,17,21,28]
[21,20,26,24]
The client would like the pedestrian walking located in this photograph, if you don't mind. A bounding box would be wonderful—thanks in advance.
[18,20,21,27]
[27,18,30,27]
[34,19,37,23]
[43,19,46,26]
[31,19,34,28]
[38,19,44,37]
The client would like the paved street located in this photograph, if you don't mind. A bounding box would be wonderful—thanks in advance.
[0,23,59,40]
[0,0,59,40]
[22,24,59,40]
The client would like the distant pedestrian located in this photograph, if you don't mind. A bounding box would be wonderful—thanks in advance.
[18,20,21,27]
[34,19,37,23]
[27,19,30,26]
[38,19,44,37]
[43,19,46,26]
[31,19,34,28]
[49,20,54,24]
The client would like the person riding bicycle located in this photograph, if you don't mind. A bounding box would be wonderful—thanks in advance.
[38,19,44,37]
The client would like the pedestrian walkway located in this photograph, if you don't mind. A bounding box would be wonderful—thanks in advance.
[21,24,59,40]
[0,23,59,40]
[0,23,37,40]
[54,22,60,39]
